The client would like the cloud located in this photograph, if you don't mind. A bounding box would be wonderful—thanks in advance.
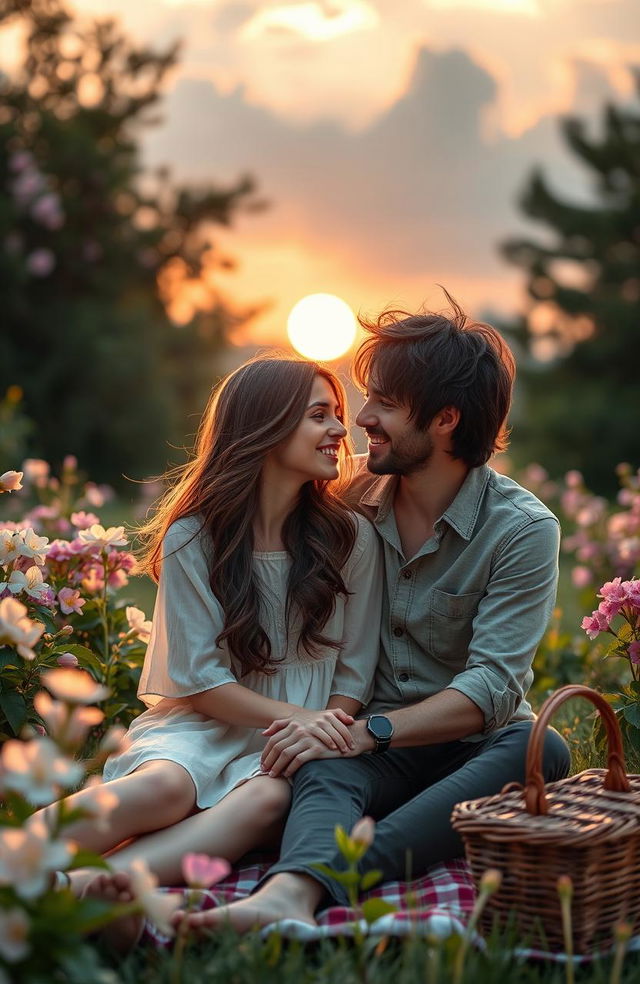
[145,43,620,284]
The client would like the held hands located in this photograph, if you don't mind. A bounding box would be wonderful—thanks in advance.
[261,707,356,778]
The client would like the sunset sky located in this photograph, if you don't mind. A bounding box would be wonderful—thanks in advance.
[70,0,638,352]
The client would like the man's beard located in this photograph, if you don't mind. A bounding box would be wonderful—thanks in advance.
[367,431,434,476]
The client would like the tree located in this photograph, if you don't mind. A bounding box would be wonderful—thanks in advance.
[0,0,262,486]
[500,77,640,494]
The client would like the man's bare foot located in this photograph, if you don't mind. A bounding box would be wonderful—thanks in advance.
[174,875,320,936]
[83,871,144,954]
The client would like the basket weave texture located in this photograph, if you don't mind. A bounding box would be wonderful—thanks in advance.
[451,684,640,953]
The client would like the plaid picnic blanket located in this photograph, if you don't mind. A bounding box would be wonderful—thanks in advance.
[146,854,640,962]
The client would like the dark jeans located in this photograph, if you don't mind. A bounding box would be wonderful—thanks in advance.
[263,721,570,906]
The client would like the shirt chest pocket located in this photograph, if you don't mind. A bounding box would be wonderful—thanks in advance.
[429,588,483,664]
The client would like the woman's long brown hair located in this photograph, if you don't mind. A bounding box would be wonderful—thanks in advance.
[136,355,357,675]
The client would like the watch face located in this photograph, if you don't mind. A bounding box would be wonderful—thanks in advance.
[368,715,393,740]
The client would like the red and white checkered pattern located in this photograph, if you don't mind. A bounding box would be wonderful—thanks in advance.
[146,856,640,961]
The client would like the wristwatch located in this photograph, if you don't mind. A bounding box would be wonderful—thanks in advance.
[366,714,394,754]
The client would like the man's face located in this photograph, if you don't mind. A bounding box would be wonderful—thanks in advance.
[355,378,434,476]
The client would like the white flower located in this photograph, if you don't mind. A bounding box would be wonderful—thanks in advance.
[23,566,52,602]
[33,691,103,749]
[40,667,110,705]
[0,817,73,900]
[0,597,45,660]
[0,471,23,493]
[98,724,130,757]
[79,777,119,832]
[0,530,20,565]
[0,569,27,595]
[126,606,152,645]
[128,859,180,937]
[17,528,50,565]
[0,908,30,963]
[1,737,84,806]
[78,524,128,551]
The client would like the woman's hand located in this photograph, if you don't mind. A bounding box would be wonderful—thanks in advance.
[261,708,354,775]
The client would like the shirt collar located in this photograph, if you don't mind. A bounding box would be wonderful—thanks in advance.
[358,464,491,541]
[439,465,490,540]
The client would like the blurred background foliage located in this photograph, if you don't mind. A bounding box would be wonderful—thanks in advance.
[502,75,640,495]
[0,1,638,497]
[0,0,264,488]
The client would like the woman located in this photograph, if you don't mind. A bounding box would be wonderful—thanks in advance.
[45,355,381,918]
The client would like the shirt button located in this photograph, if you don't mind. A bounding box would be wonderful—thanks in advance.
[393,626,404,637]
[402,570,412,580]
[399,672,409,682]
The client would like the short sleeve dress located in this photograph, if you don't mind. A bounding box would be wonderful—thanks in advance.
[102,512,382,808]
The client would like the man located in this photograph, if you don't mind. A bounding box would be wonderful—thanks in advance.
[185,295,571,932]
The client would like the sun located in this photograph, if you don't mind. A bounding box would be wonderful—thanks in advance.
[287,293,357,361]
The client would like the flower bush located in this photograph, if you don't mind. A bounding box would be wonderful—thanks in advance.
[0,458,151,748]
[0,666,179,982]
[581,577,640,746]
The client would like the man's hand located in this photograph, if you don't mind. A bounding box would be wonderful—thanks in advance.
[261,708,356,777]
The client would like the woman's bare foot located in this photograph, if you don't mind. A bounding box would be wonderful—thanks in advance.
[83,871,145,954]
[174,873,320,935]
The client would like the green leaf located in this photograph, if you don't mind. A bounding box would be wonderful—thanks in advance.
[0,647,19,673]
[51,644,103,674]
[360,869,383,891]
[0,691,27,735]
[360,898,397,924]
[621,702,640,729]
[67,849,110,872]
[310,863,360,888]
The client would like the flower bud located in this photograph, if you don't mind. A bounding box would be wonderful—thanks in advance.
[350,816,375,848]
[557,875,573,899]
[56,652,79,669]
[480,868,502,894]
[614,921,632,943]
[59,625,74,637]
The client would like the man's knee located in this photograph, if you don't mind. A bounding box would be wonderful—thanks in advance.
[487,720,571,782]
[292,755,365,794]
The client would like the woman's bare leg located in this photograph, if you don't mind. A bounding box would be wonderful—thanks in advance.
[102,775,291,885]
[40,760,197,855]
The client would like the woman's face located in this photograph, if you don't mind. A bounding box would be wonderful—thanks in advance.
[266,374,347,484]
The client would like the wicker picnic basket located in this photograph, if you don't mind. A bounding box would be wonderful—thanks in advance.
[451,684,640,953]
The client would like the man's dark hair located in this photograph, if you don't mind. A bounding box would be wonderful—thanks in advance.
[352,291,516,468]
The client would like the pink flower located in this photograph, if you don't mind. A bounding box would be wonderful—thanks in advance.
[598,599,623,620]
[599,577,628,604]
[629,641,640,665]
[181,853,230,889]
[624,579,640,608]
[57,587,86,616]
[25,248,55,277]
[30,192,64,230]
[565,470,583,489]
[571,566,592,589]
[581,610,609,640]
[70,511,100,530]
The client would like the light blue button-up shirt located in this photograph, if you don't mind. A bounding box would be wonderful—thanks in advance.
[349,458,560,740]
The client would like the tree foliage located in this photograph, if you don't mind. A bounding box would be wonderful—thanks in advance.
[0,0,261,486]
[501,77,640,493]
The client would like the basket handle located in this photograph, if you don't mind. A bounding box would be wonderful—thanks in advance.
[524,684,631,815]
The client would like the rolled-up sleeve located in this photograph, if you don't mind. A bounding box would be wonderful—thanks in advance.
[329,514,382,705]
[445,516,560,731]
[138,519,237,706]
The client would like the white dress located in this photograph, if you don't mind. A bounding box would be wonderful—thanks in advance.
[103,513,382,808]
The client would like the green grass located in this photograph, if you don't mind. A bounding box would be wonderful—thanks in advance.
[112,925,640,983]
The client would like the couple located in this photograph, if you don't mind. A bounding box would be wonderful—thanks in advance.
[45,295,570,939]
